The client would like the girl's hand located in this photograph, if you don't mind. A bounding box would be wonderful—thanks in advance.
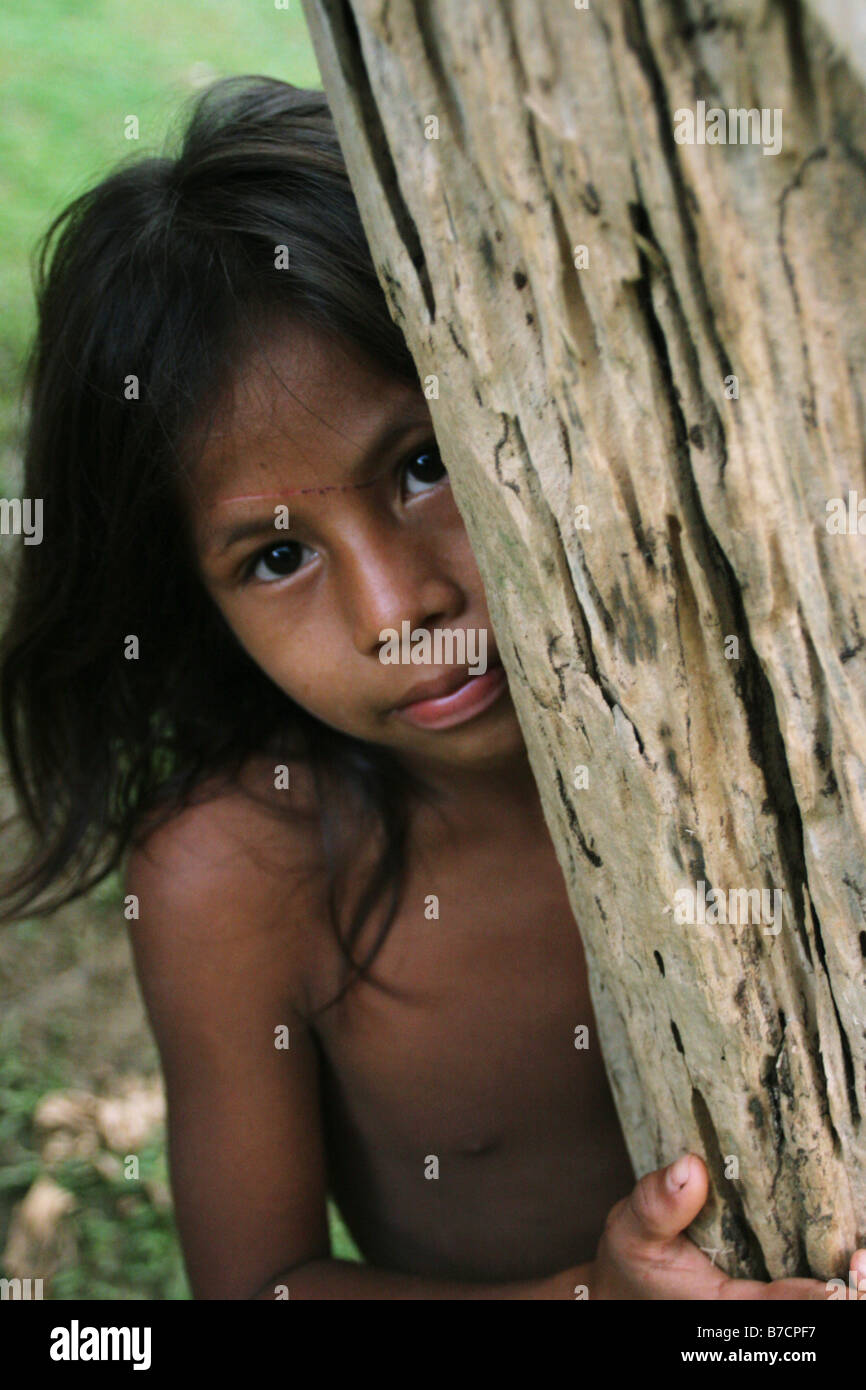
[589,1153,863,1299]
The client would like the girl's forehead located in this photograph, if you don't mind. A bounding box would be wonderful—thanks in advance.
[186,324,429,510]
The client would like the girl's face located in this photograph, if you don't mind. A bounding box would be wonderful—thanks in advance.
[187,321,527,792]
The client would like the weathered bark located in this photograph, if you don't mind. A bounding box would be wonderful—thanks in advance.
[300,0,866,1280]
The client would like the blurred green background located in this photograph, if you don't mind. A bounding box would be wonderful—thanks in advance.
[0,0,361,1299]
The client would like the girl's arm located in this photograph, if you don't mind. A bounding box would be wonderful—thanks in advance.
[125,787,333,1300]
[249,1258,588,1299]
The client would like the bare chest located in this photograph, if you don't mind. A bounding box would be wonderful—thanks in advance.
[309,806,634,1275]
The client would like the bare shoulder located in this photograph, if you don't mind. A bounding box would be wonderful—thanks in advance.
[128,752,323,877]
[123,754,328,1016]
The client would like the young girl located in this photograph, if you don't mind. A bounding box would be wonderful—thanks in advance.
[1,75,855,1300]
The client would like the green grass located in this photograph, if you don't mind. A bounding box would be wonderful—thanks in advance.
[0,0,322,477]
[44,1145,191,1302]
[0,1042,187,1300]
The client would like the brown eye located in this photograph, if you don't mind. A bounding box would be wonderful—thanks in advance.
[403,441,448,497]
[245,540,314,584]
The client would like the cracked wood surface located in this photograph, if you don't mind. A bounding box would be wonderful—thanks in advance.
[300,0,866,1279]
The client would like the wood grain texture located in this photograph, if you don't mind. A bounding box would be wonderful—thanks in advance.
[300,0,866,1279]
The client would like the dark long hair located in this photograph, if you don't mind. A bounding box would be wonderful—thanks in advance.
[0,75,438,1011]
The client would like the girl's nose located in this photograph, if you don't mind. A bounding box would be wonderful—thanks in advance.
[336,513,463,659]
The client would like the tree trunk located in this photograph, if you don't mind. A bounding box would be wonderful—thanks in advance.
[299,0,866,1281]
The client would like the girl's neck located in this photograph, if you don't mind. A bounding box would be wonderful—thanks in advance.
[404,743,545,824]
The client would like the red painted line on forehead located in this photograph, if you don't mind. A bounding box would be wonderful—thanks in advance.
[215,478,378,505]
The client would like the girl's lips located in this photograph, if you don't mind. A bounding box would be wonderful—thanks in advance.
[391,663,509,730]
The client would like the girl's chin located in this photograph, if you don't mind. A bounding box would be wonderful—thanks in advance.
[278,686,522,757]
[396,699,526,761]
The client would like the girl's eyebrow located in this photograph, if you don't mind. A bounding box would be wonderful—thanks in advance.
[207,480,378,556]
[215,477,378,505]
[204,415,431,555]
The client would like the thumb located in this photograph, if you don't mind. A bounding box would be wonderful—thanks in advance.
[617,1153,709,1247]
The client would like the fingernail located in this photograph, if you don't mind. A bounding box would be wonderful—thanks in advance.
[667,1154,692,1190]
[851,1250,866,1287]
